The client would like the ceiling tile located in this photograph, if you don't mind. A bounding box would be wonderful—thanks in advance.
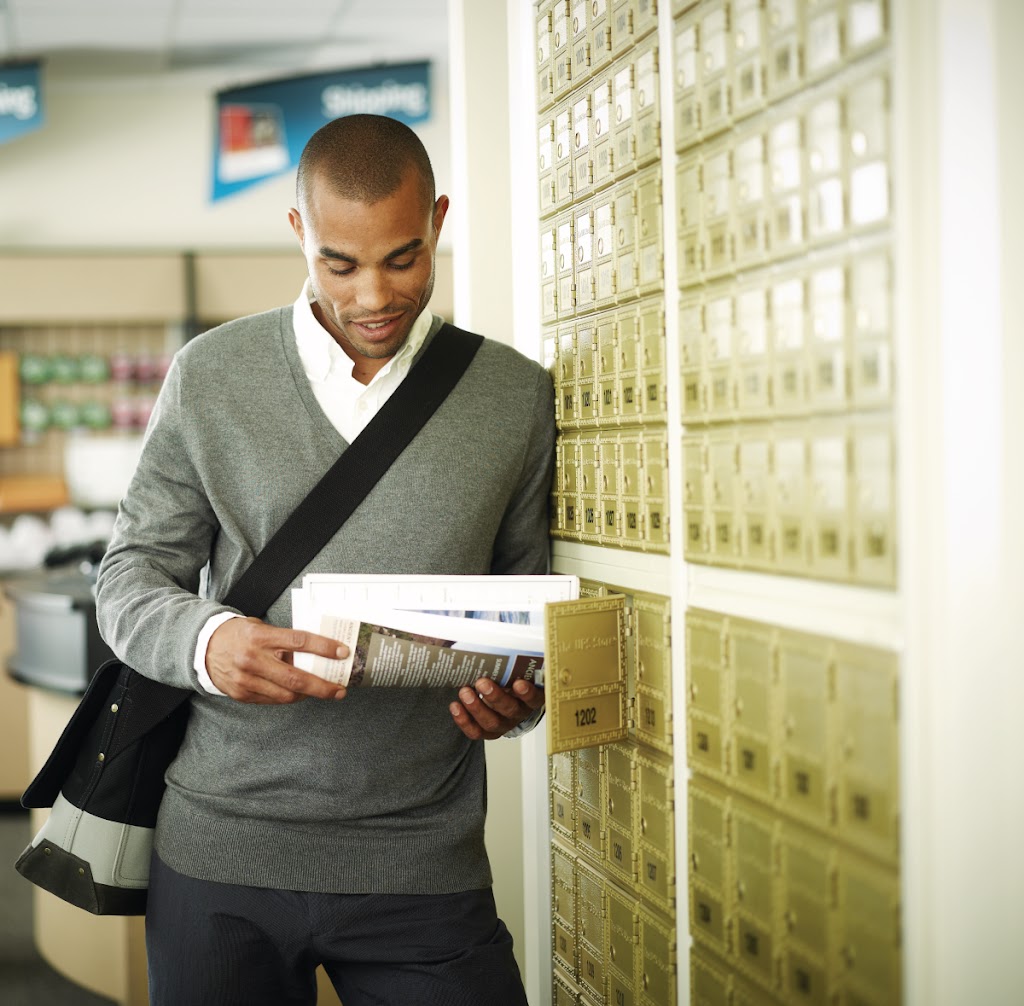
[12,12,173,51]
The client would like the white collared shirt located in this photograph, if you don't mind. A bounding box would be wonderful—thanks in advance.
[292,279,434,444]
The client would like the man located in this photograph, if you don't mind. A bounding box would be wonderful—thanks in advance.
[95,114,554,1005]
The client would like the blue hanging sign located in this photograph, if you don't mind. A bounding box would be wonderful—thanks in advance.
[0,62,44,145]
[212,61,431,202]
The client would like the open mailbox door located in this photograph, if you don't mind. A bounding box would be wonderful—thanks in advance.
[544,594,630,754]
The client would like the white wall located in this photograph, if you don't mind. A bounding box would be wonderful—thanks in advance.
[0,69,451,251]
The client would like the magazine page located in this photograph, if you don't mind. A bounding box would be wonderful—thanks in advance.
[299,573,578,612]
[305,605,545,689]
[292,574,578,688]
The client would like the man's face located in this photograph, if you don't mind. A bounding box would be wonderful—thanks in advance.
[289,170,448,380]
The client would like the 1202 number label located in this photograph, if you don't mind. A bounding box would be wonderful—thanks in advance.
[575,706,598,728]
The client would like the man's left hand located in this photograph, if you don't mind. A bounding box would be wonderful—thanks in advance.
[449,678,545,740]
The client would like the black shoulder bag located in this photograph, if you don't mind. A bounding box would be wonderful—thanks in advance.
[15,323,483,915]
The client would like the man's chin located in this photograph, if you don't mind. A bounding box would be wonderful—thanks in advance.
[338,325,408,361]
[352,338,404,360]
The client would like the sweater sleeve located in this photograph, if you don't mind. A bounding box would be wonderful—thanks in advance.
[489,365,555,740]
[95,355,240,691]
[489,365,556,577]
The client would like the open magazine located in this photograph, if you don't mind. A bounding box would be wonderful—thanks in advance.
[292,575,579,689]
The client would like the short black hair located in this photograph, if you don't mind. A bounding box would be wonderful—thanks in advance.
[296,114,435,214]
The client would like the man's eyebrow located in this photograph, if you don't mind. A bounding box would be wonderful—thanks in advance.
[318,239,424,265]
[319,247,356,264]
[385,239,424,260]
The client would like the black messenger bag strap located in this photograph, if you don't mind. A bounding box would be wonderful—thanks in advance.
[21,323,483,809]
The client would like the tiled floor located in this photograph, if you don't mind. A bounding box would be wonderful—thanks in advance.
[0,807,116,1006]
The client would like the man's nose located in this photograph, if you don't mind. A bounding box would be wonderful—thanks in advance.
[354,269,392,312]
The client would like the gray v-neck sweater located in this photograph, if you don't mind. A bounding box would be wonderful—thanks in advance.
[95,308,555,894]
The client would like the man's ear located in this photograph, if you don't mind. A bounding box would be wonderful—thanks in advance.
[288,208,305,247]
[432,195,450,240]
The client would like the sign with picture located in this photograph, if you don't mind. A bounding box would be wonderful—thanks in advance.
[212,61,431,202]
[0,61,44,145]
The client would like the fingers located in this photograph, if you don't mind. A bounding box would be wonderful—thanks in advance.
[207,617,351,704]
[449,678,546,741]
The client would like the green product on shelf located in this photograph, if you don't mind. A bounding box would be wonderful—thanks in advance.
[79,400,113,430]
[19,354,52,385]
[51,354,80,384]
[78,353,111,383]
[49,400,80,430]
[20,399,49,433]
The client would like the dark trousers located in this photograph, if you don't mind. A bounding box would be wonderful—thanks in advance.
[146,852,529,1006]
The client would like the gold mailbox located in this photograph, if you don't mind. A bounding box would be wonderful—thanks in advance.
[576,856,607,998]
[606,880,640,1004]
[673,13,699,151]
[836,852,901,1006]
[778,629,833,830]
[780,820,834,1004]
[572,91,593,198]
[699,1,730,138]
[604,741,638,884]
[638,904,677,1006]
[691,947,731,1006]
[728,618,776,804]
[732,0,766,120]
[552,840,578,975]
[575,745,605,860]
[553,966,579,1006]
[546,595,630,754]
[634,592,673,754]
[731,799,778,986]
[834,640,900,864]
[637,748,676,914]
[634,41,660,167]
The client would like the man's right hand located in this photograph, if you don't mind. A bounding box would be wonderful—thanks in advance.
[206,616,350,704]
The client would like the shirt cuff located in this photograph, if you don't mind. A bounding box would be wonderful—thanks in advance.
[194,612,240,696]
[504,705,545,739]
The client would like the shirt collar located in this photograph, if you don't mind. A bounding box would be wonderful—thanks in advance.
[292,279,433,386]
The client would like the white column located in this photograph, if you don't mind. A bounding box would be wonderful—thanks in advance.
[447,0,529,984]
[899,0,1024,1001]
[447,0,516,343]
